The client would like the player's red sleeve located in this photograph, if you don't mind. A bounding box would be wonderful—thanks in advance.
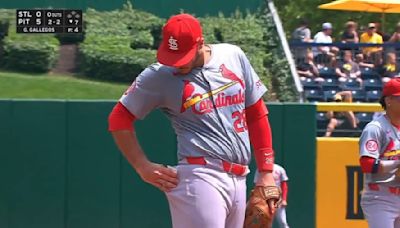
[108,102,136,132]
[359,156,379,173]
[245,99,274,172]
[281,181,288,201]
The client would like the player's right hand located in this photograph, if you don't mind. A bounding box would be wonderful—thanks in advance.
[136,161,178,192]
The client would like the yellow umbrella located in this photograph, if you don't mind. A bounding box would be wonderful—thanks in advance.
[319,0,400,30]
[319,0,400,13]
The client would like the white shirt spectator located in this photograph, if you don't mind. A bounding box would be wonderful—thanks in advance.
[312,31,332,55]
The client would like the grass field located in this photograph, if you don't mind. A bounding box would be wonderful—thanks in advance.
[0,71,129,99]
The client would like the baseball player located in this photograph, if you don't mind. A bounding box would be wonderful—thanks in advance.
[254,164,290,228]
[359,78,400,228]
[108,14,280,228]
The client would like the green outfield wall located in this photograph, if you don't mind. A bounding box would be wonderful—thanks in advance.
[0,100,315,228]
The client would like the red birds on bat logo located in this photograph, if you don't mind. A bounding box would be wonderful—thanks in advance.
[180,80,195,113]
[220,64,244,89]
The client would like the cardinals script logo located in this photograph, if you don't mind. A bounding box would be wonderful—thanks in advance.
[180,64,245,114]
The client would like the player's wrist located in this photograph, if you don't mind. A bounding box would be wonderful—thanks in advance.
[133,157,151,174]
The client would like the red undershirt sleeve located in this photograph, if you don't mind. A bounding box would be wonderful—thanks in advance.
[245,99,274,172]
[359,156,379,173]
[281,181,288,201]
[108,102,136,132]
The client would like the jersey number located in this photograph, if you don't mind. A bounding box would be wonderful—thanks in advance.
[232,110,248,133]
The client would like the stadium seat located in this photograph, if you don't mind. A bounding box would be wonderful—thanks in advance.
[341,78,361,90]
[366,90,382,102]
[361,67,380,80]
[324,90,340,101]
[351,90,367,102]
[305,89,324,102]
[301,78,321,90]
[316,112,328,137]
[363,78,383,91]
[355,112,374,130]
[321,78,340,91]
[319,67,336,79]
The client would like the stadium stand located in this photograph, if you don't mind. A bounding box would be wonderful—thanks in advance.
[294,40,399,136]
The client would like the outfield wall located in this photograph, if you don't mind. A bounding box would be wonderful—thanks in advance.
[0,100,315,228]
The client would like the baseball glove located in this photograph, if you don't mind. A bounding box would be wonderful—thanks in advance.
[243,186,282,228]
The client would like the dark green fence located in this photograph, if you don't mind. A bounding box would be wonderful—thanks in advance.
[0,100,315,228]
[0,0,262,18]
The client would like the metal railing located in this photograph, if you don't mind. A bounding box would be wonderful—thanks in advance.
[315,102,383,137]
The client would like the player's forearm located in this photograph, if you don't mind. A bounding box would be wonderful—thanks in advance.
[111,130,149,171]
[245,99,274,172]
[360,156,400,174]
[281,181,288,201]
[108,102,148,170]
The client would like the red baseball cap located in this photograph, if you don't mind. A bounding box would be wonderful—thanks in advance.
[157,14,203,67]
[383,78,400,96]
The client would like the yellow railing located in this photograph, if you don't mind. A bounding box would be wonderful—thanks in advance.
[316,102,383,112]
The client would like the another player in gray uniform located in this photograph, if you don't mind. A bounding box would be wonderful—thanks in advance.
[359,78,400,228]
[254,164,290,228]
[108,14,279,228]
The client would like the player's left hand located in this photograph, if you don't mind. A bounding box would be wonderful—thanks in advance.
[281,200,287,207]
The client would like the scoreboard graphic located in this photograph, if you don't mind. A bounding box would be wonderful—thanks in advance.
[16,9,83,33]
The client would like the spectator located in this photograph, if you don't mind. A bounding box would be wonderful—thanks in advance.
[388,22,400,53]
[335,50,362,83]
[313,22,339,64]
[325,91,358,137]
[380,52,400,83]
[360,23,383,61]
[341,21,359,43]
[297,51,324,82]
[355,53,375,69]
[389,22,400,43]
[375,22,391,42]
[292,19,312,42]
[292,19,312,62]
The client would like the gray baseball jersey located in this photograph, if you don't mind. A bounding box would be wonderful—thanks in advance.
[359,114,400,187]
[272,164,289,187]
[120,43,267,165]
